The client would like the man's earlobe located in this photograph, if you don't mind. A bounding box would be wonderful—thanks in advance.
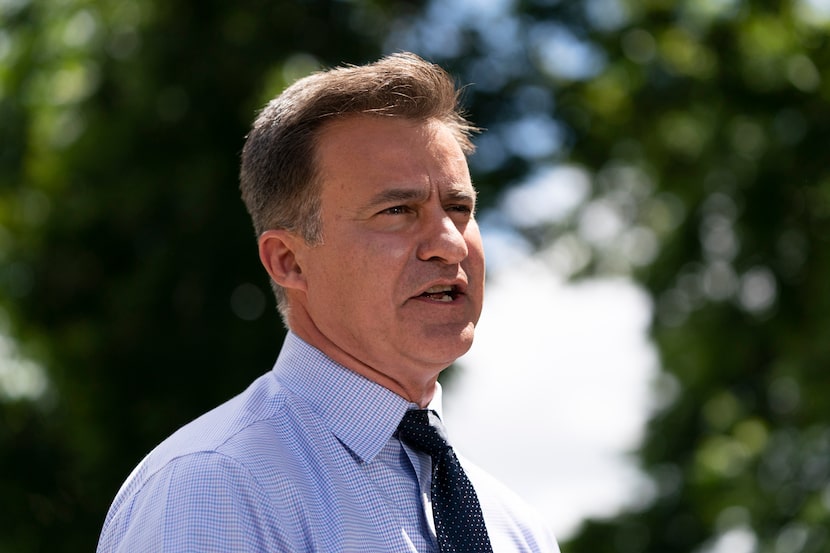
[258,230,307,291]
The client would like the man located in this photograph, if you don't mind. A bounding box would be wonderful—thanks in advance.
[98,52,559,552]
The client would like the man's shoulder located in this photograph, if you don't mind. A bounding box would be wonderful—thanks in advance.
[154,370,289,459]
[97,448,286,552]
[98,370,324,551]
[137,366,334,478]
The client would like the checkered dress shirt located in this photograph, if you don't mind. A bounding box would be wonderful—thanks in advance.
[97,332,559,552]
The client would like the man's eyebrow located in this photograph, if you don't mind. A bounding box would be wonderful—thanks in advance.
[443,188,478,204]
[361,185,478,212]
[365,188,430,210]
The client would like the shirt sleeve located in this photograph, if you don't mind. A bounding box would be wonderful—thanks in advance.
[97,451,294,552]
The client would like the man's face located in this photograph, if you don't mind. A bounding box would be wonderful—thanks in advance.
[293,115,485,392]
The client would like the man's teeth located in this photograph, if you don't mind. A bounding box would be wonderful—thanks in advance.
[422,286,456,302]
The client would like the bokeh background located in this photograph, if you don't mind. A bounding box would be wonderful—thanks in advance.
[2,0,830,551]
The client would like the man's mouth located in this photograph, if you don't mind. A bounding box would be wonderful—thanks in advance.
[418,285,460,303]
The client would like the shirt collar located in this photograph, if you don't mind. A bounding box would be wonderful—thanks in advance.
[273,332,439,463]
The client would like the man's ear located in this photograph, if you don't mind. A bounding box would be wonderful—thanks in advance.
[258,229,308,292]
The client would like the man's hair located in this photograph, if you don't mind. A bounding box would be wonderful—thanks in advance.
[239,52,478,318]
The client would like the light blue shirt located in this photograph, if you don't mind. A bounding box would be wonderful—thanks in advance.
[98,332,560,552]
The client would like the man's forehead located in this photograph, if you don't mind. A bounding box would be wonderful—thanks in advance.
[314,116,472,184]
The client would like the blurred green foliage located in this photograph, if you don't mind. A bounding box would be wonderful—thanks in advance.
[2,0,830,551]
[551,2,830,552]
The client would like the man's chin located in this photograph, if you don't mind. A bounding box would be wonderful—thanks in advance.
[412,326,476,364]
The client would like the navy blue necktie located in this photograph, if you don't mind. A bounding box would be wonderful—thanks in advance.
[397,409,494,553]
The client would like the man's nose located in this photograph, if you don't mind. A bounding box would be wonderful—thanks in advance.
[416,209,469,264]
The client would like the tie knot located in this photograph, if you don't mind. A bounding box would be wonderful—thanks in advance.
[397,409,452,457]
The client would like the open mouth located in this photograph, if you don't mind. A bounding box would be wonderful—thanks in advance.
[418,285,461,303]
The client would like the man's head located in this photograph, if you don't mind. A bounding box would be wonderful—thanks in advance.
[240,53,478,318]
[240,53,484,405]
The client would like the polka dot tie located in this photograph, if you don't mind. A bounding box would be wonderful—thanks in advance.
[397,409,494,553]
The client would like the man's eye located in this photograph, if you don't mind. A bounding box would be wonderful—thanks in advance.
[381,205,411,215]
[448,204,474,215]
